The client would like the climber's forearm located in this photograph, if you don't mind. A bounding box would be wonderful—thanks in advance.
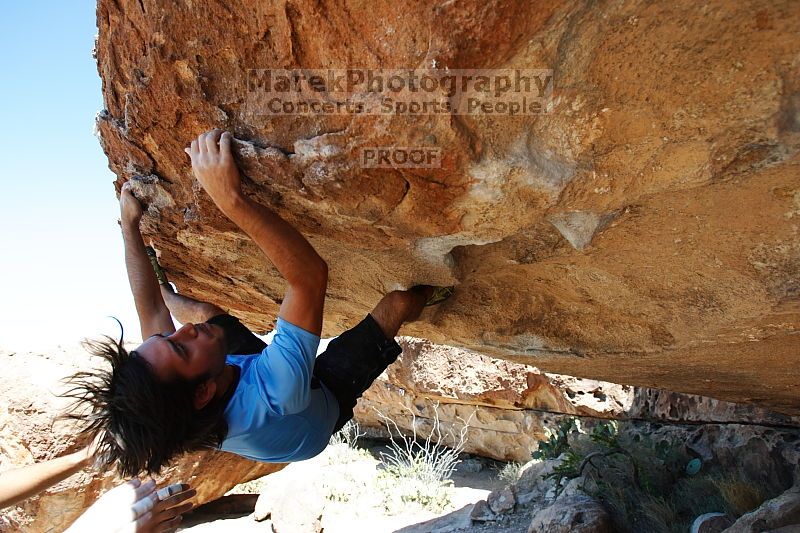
[121,223,175,338]
[218,194,328,289]
[218,194,327,334]
[0,449,91,509]
[186,129,327,334]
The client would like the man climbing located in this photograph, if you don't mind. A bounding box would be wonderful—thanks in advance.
[67,129,452,476]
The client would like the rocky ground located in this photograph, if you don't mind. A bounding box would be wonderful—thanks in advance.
[179,440,505,533]
[177,420,800,533]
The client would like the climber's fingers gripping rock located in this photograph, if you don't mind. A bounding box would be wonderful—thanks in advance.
[184,129,241,211]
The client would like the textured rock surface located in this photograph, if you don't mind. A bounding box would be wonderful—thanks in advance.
[487,487,516,514]
[495,424,799,533]
[527,494,612,533]
[0,347,281,533]
[353,337,800,462]
[253,460,326,532]
[95,0,800,413]
[724,485,800,533]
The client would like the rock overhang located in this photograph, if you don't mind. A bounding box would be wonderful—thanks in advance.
[95,0,800,413]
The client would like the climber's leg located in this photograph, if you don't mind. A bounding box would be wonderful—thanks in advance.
[368,285,452,338]
[368,287,430,339]
[313,285,454,433]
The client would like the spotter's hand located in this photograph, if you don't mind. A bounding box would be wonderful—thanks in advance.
[146,483,196,533]
[65,478,195,533]
[184,129,242,211]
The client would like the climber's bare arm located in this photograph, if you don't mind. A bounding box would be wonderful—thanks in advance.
[120,182,176,338]
[185,130,327,335]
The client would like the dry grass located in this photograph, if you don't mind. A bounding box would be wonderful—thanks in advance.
[712,475,769,515]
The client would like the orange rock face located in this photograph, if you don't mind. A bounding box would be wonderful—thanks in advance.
[95,0,800,413]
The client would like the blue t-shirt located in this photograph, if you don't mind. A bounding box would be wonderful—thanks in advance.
[220,318,340,462]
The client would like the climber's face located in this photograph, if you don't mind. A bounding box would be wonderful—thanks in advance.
[135,322,227,382]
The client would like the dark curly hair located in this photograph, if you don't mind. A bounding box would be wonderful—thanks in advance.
[62,325,228,476]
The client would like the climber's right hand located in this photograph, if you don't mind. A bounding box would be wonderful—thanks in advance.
[185,129,243,212]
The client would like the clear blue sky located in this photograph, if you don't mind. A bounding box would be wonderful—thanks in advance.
[0,2,140,349]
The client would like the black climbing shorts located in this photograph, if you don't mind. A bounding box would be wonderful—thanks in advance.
[313,314,402,432]
[205,313,402,434]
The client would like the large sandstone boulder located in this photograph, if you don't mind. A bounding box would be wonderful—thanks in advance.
[353,337,800,462]
[94,0,800,414]
[0,347,281,533]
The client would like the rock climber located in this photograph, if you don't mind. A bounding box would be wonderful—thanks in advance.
[66,129,453,476]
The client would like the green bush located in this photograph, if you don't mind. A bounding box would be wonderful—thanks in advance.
[531,418,785,532]
[532,418,576,460]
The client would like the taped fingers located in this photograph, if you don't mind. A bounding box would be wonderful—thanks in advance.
[156,483,187,501]
[157,488,195,508]
[130,492,157,520]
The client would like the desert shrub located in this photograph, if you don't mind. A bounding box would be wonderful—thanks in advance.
[226,476,268,494]
[329,419,365,448]
[496,461,526,485]
[532,418,577,460]
[377,403,472,485]
[326,489,352,503]
[327,419,371,464]
[374,403,473,513]
[376,469,453,513]
[532,418,784,532]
